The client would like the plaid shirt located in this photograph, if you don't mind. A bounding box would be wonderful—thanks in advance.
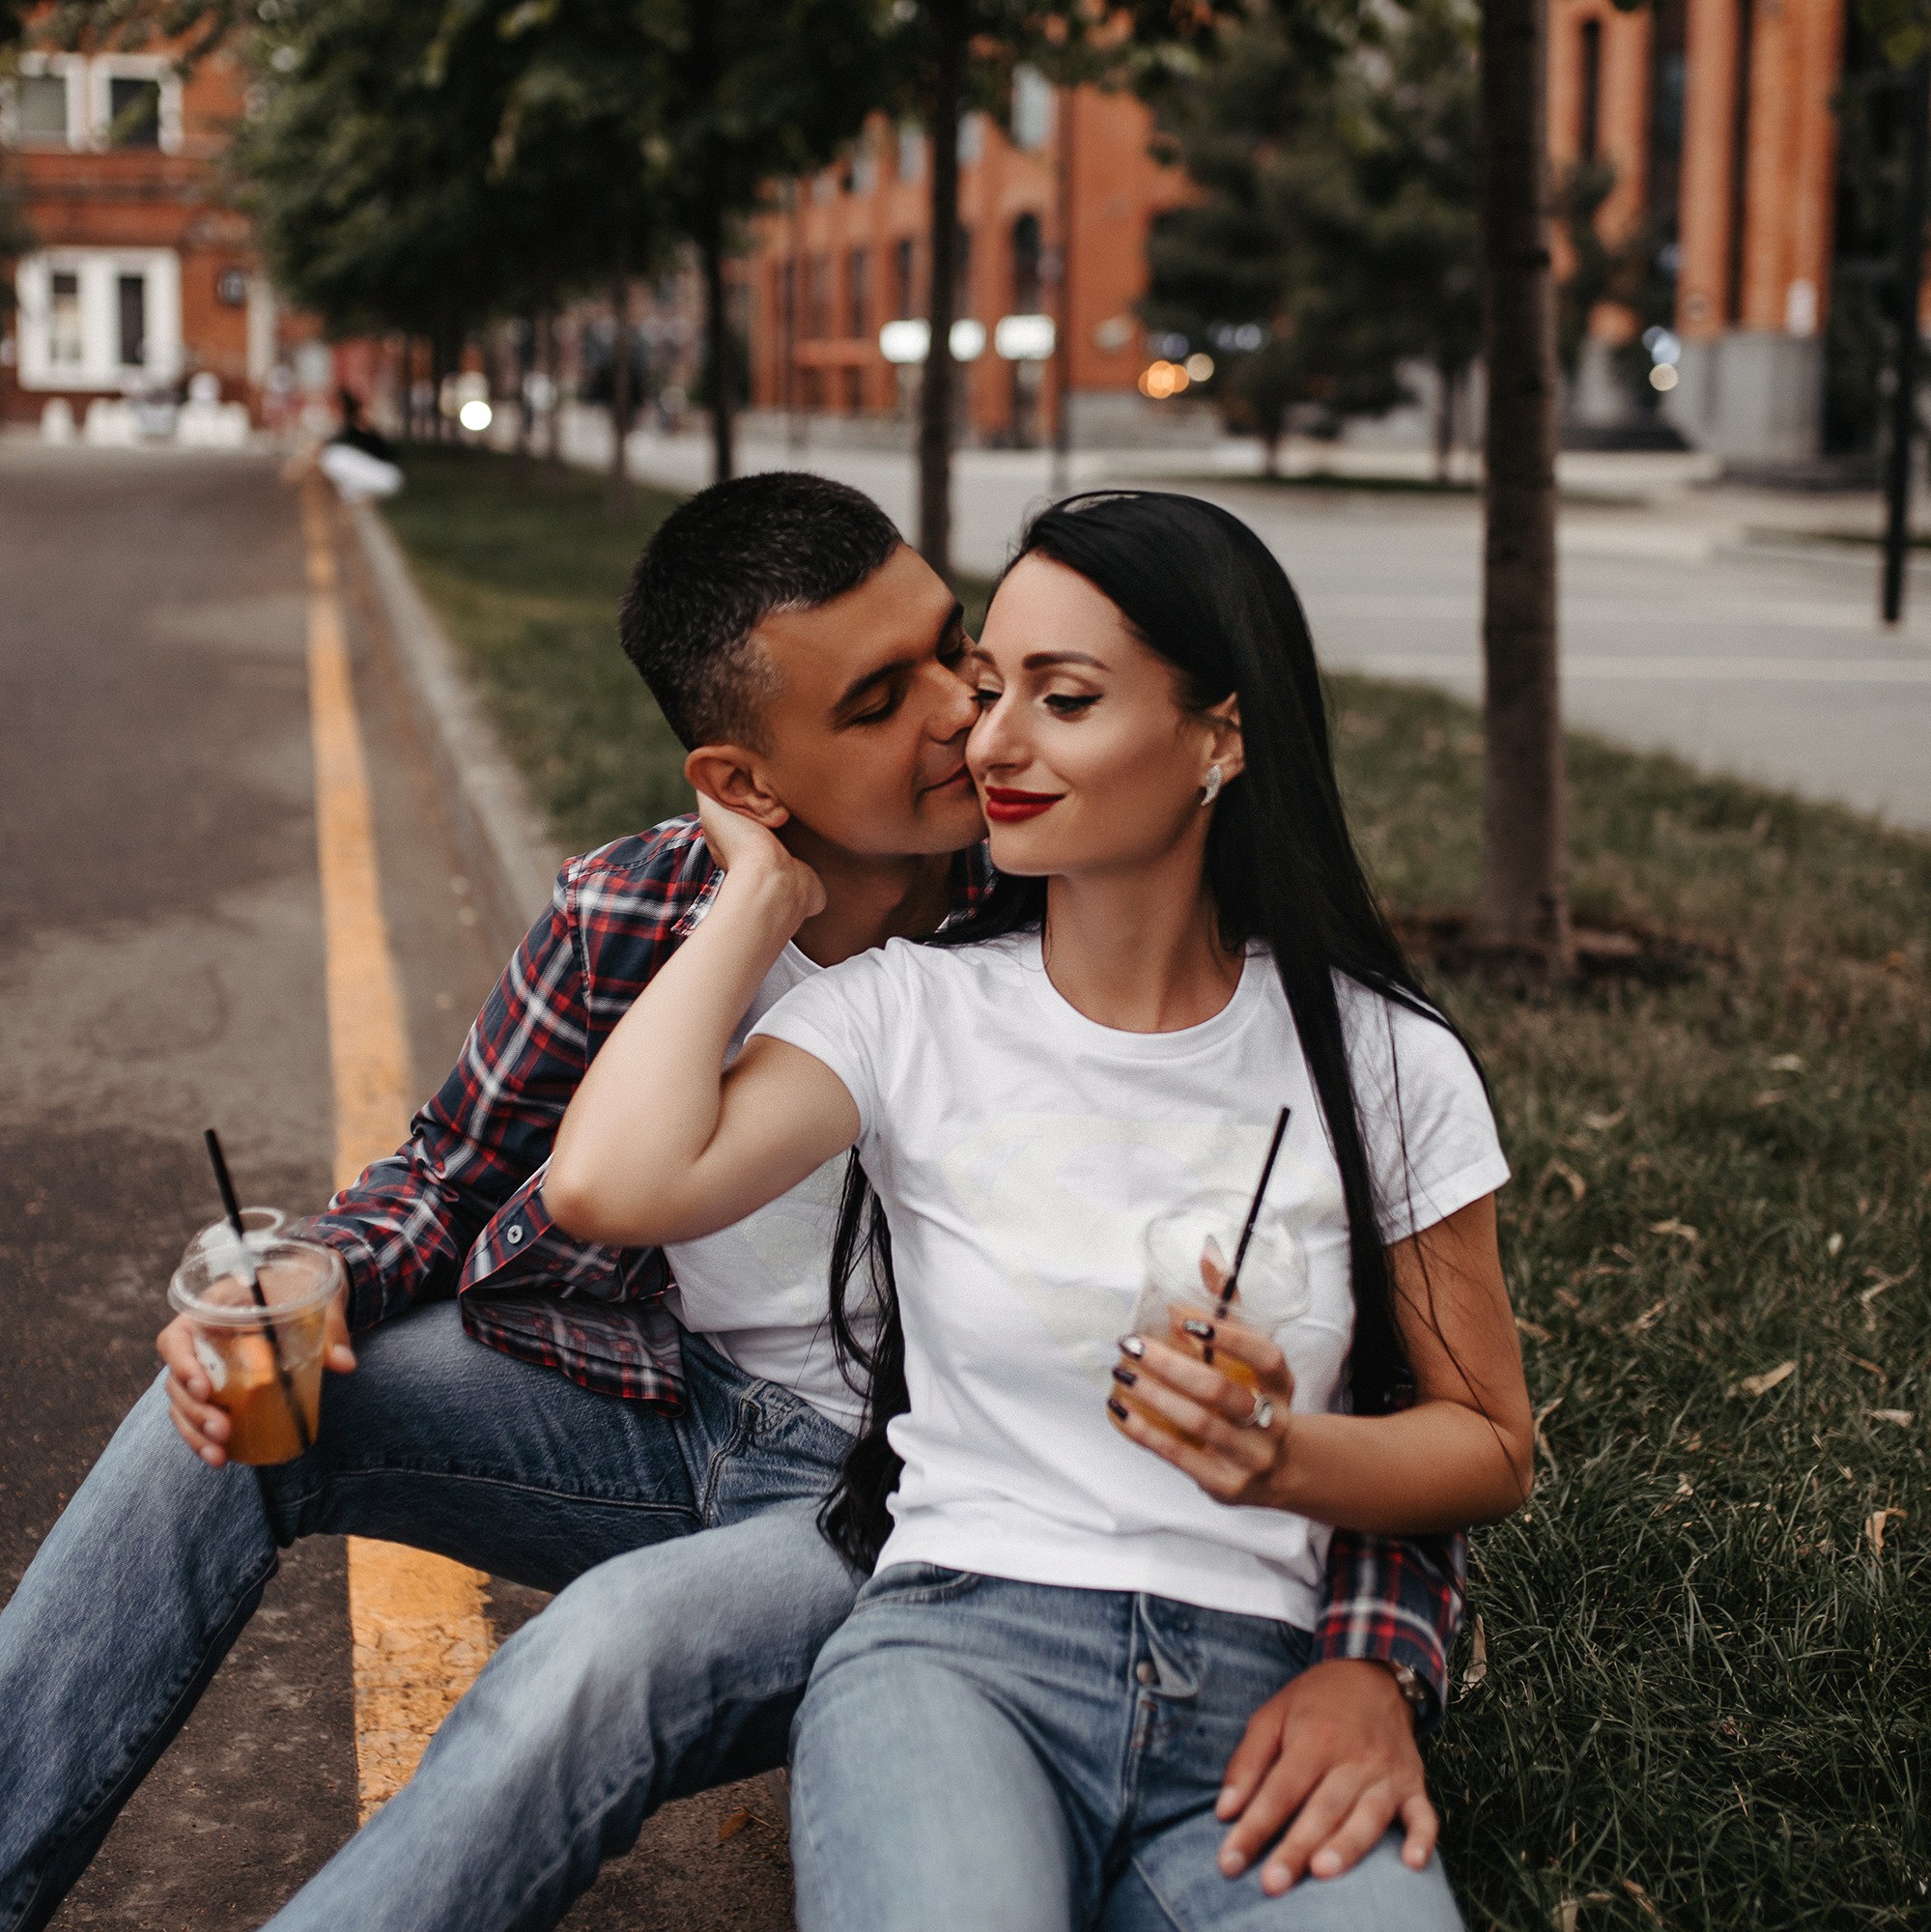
[295,815,1464,1723]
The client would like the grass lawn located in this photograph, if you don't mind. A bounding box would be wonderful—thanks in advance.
[384,445,1929,1930]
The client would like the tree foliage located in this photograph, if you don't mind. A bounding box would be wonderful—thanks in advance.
[1146,0,1480,473]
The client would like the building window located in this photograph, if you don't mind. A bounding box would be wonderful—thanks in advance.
[1010,213,1042,313]
[897,123,924,184]
[1578,18,1603,164]
[118,274,148,366]
[848,247,869,339]
[957,112,983,167]
[955,227,974,316]
[808,254,832,339]
[1012,67,1054,152]
[852,130,878,196]
[894,239,918,319]
[48,272,83,366]
[106,75,161,148]
[15,72,71,144]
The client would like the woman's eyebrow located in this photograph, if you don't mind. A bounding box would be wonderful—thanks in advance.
[1021,650,1108,671]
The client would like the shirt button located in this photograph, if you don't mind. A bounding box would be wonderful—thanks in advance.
[505,1225,524,1246]
[1135,1661,1156,1686]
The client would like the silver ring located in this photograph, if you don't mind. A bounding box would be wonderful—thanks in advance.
[1242,1392,1275,1431]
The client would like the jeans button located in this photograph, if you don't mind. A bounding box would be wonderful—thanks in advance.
[1136,1660,1157,1686]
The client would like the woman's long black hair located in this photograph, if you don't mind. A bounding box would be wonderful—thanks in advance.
[820,489,1481,1570]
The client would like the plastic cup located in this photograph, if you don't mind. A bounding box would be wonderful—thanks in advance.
[169,1226,341,1465]
[1123,1192,1310,1440]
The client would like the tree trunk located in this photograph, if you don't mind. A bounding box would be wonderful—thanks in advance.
[514,319,533,471]
[699,191,735,485]
[1475,0,1571,971]
[431,334,452,442]
[608,241,634,521]
[540,309,562,469]
[918,0,967,579]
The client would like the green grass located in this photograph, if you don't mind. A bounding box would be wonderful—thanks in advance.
[386,446,1930,1929]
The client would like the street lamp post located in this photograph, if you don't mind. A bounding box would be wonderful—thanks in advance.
[1882,57,1930,626]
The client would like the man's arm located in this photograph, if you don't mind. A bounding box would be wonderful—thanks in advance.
[1214,1528,1465,1891]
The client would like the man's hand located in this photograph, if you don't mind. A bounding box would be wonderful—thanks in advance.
[1215,1659,1436,1894]
[159,1293,355,1466]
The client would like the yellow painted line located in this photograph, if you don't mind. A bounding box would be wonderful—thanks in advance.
[301,475,495,1821]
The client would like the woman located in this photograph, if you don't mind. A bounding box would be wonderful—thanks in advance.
[547,492,1533,1930]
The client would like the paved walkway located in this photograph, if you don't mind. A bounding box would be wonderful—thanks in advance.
[611,423,1931,834]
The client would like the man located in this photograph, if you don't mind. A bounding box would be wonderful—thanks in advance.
[0,474,1462,1932]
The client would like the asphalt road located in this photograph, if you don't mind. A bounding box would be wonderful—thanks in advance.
[0,442,792,1930]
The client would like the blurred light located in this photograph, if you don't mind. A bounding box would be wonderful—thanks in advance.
[1643,327,1681,367]
[950,318,986,361]
[1235,323,1264,351]
[879,318,929,363]
[1093,314,1135,352]
[1154,332,1189,359]
[994,313,1056,361]
[459,399,494,432]
[1184,352,1214,383]
[1138,360,1191,400]
[1648,364,1678,392]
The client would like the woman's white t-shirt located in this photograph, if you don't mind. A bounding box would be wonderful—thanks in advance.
[660,943,873,1433]
[752,930,1509,1629]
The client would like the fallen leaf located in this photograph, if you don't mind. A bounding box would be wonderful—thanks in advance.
[1861,1264,1917,1306]
[1580,1107,1627,1132]
[1766,1053,1805,1073]
[1516,1316,1552,1344]
[1732,1360,1796,1398]
[1827,1233,1845,1257]
[1868,1409,1916,1427]
[1845,1352,1887,1381]
[1631,1297,1669,1334]
[1648,1218,1701,1244]
[1622,1878,1662,1922]
[1462,1613,1488,1693]
[716,1807,752,1844]
[1884,949,1909,972]
[1673,1474,1694,1498]
[1866,1508,1906,1556]
[1544,1159,1587,1204]
[1553,1901,1578,1932]
[1750,1091,1784,1108]
[1533,1395,1564,1475]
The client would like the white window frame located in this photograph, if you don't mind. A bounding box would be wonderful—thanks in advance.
[14,247,184,391]
[1,53,87,151]
[88,53,185,154]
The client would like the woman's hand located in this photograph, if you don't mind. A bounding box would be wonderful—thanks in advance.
[696,794,826,923]
[1106,1315,1297,1509]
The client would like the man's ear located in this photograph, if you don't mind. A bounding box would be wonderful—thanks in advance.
[1205,696,1246,785]
[684,745,792,830]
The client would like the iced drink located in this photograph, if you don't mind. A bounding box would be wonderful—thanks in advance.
[1122,1191,1308,1442]
[170,1225,342,1465]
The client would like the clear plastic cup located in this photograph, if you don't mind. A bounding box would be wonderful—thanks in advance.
[1124,1192,1310,1439]
[169,1225,341,1465]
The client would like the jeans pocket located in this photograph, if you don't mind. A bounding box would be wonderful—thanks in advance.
[855,1562,987,1610]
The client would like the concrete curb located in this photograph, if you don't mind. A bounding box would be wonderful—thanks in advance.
[345,497,564,957]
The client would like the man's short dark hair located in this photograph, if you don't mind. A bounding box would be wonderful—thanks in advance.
[618,471,903,749]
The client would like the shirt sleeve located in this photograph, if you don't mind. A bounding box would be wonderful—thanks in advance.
[747,944,900,1146]
[1313,1526,1465,1733]
[1344,988,1511,1245]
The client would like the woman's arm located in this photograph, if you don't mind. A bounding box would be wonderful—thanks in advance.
[1111,1195,1535,1534]
[544,816,860,1249]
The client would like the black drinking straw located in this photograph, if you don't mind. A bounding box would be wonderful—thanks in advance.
[1203,1105,1292,1362]
[203,1128,311,1455]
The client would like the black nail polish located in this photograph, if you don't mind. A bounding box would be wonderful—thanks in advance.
[1107,1397,1130,1421]
[1117,1334,1146,1359]
[1111,1364,1138,1388]
[1183,1318,1216,1342]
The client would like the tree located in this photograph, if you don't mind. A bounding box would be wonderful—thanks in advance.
[1144,0,1478,481]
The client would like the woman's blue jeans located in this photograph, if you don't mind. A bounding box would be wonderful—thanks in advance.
[0,1302,858,1932]
[790,1566,1466,1932]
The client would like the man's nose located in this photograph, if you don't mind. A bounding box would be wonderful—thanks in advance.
[929,665,979,740]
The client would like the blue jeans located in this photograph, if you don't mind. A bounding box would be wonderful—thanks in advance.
[0,1302,857,1932]
[791,1568,1465,1932]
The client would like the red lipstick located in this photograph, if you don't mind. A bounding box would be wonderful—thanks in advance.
[983,786,1065,824]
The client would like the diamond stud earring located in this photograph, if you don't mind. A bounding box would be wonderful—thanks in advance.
[1200,764,1223,807]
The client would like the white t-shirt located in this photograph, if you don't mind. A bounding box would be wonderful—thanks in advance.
[661,943,875,1432]
[753,931,1510,1628]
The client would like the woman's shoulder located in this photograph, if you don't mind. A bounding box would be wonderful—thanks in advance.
[805,926,1036,1011]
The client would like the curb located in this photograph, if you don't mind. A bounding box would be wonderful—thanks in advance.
[344,497,564,957]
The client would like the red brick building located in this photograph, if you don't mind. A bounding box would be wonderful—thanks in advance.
[1,33,279,427]
[743,77,1198,447]
[1549,0,1902,467]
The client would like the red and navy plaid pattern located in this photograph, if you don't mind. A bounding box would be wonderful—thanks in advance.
[293,813,1464,1719]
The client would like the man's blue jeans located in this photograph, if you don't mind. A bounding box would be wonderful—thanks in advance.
[0,1302,857,1932]
[791,1566,1466,1932]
